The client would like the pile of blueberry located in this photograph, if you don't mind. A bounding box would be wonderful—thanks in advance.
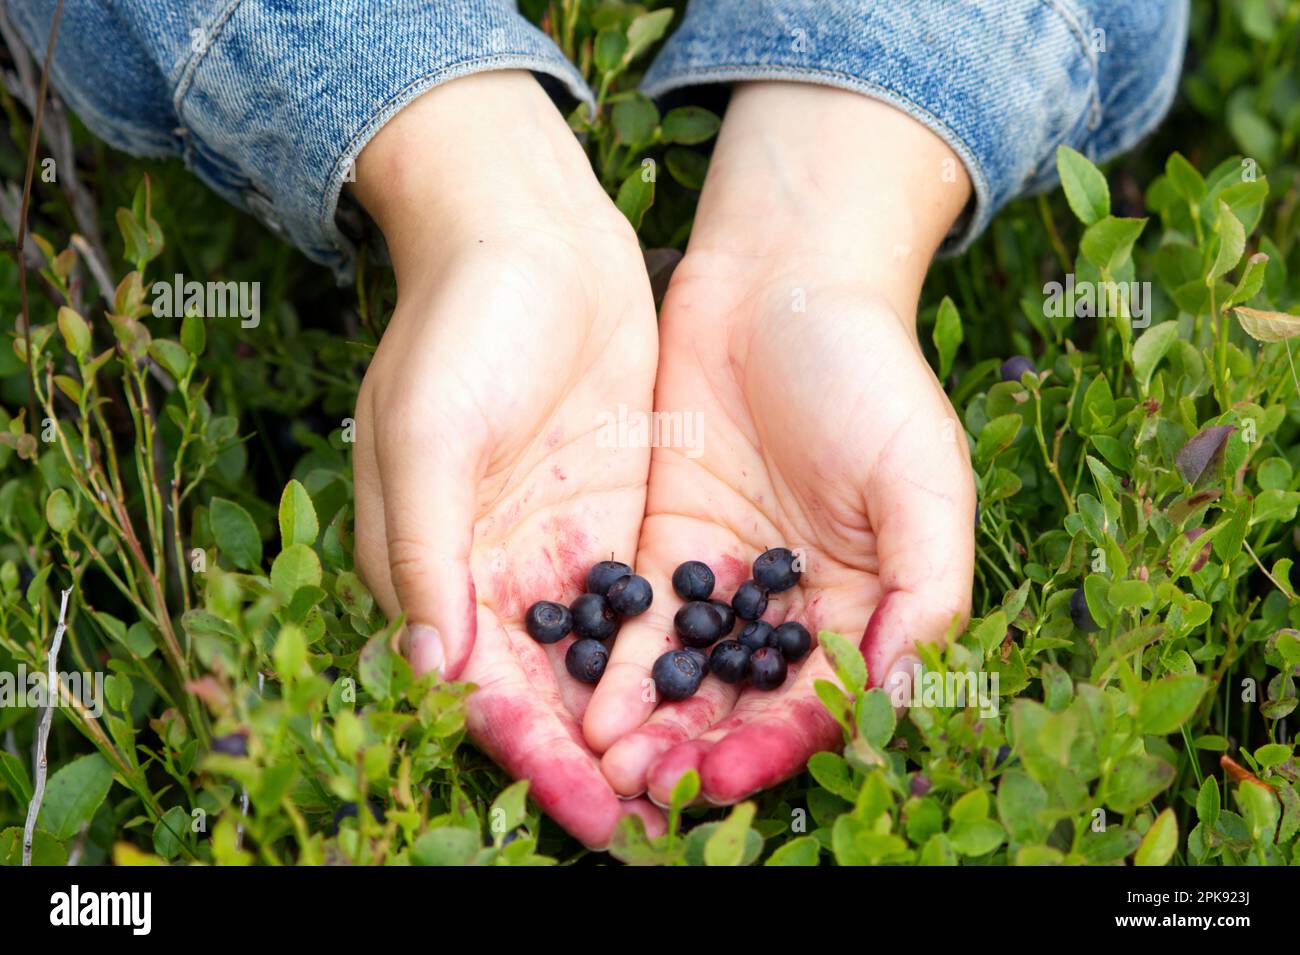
[523,547,811,700]
[653,549,810,701]
[524,559,652,684]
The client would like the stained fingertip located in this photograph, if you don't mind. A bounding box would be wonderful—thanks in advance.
[646,739,714,807]
[698,699,841,805]
[620,798,668,840]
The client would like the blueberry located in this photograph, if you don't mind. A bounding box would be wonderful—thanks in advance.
[1000,355,1036,382]
[709,599,737,636]
[738,620,775,651]
[684,647,711,676]
[1068,587,1099,633]
[525,600,573,644]
[571,593,619,641]
[731,580,768,621]
[709,640,751,684]
[753,547,800,593]
[652,649,704,701]
[586,560,632,596]
[606,574,653,617]
[671,560,715,601]
[993,744,1013,768]
[773,621,812,661]
[211,732,248,757]
[748,646,788,690]
[910,774,932,797]
[565,638,609,684]
[674,600,724,648]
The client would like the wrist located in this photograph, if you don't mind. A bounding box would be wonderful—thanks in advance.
[350,71,619,283]
[687,82,972,317]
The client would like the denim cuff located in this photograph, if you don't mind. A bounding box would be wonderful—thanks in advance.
[642,0,1185,255]
[176,1,593,281]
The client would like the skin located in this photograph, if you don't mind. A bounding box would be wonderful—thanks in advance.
[350,74,977,836]
[584,84,978,805]
[348,72,664,848]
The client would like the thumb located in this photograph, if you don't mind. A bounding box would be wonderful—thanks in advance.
[378,434,479,680]
[860,431,975,703]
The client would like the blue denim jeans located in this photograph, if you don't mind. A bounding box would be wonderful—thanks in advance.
[4,0,1187,276]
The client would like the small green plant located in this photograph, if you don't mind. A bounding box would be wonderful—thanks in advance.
[0,0,1297,866]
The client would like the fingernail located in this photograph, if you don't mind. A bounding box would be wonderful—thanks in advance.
[883,654,921,716]
[406,624,445,677]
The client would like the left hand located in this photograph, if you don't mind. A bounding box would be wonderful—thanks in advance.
[583,83,978,804]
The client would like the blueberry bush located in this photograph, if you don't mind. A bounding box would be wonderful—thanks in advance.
[1,1,1298,866]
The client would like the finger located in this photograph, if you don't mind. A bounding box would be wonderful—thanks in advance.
[861,414,975,697]
[644,739,715,806]
[583,536,751,754]
[375,420,480,680]
[600,676,740,795]
[691,654,845,805]
[467,628,665,849]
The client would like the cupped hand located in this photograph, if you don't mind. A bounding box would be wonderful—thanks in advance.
[584,83,977,806]
[349,72,664,846]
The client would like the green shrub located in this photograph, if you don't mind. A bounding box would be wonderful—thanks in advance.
[0,0,1297,866]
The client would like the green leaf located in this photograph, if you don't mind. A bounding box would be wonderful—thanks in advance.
[1132,321,1180,390]
[0,752,33,804]
[0,827,67,866]
[975,413,1022,466]
[359,631,397,701]
[997,770,1049,843]
[764,836,821,866]
[489,780,530,839]
[1165,152,1205,203]
[1254,742,1292,768]
[818,631,867,692]
[856,688,896,749]
[664,148,708,190]
[180,312,206,355]
[1209,201,1245,283]
[704,801,757,866]
[153,805,189,860]
[1138,675,1207,735]
[273,624,307,682]
[611,95,658,146]
[271,544,322,600]
[1057,145,1110,225]
[670,768,700,809]
[148,339,191,381]
[932,295,962,380]
[660,106,720,145]
[1080,216,1147,271]
[1104,753,1175,813]
[948,818,1005,857]
[278,479,319,548]
[623,8,673,63]
[615,165,654,231]
[37,754,114,840]
[210,497,262,571]
[1134,808,1178,866]
[1196,776,1220,828]
[412,827,480,865]
[57,306,91,358]
[593,27,627,73]
[950,788,990,823]
[45,489,75,534]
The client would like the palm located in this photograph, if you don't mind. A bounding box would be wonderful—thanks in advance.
[355,232,665,845]
[586,258,975,805]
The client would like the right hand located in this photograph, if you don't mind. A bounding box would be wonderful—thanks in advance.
[349,72,665,847]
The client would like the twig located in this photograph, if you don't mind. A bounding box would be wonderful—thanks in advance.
[23,586,73,866]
